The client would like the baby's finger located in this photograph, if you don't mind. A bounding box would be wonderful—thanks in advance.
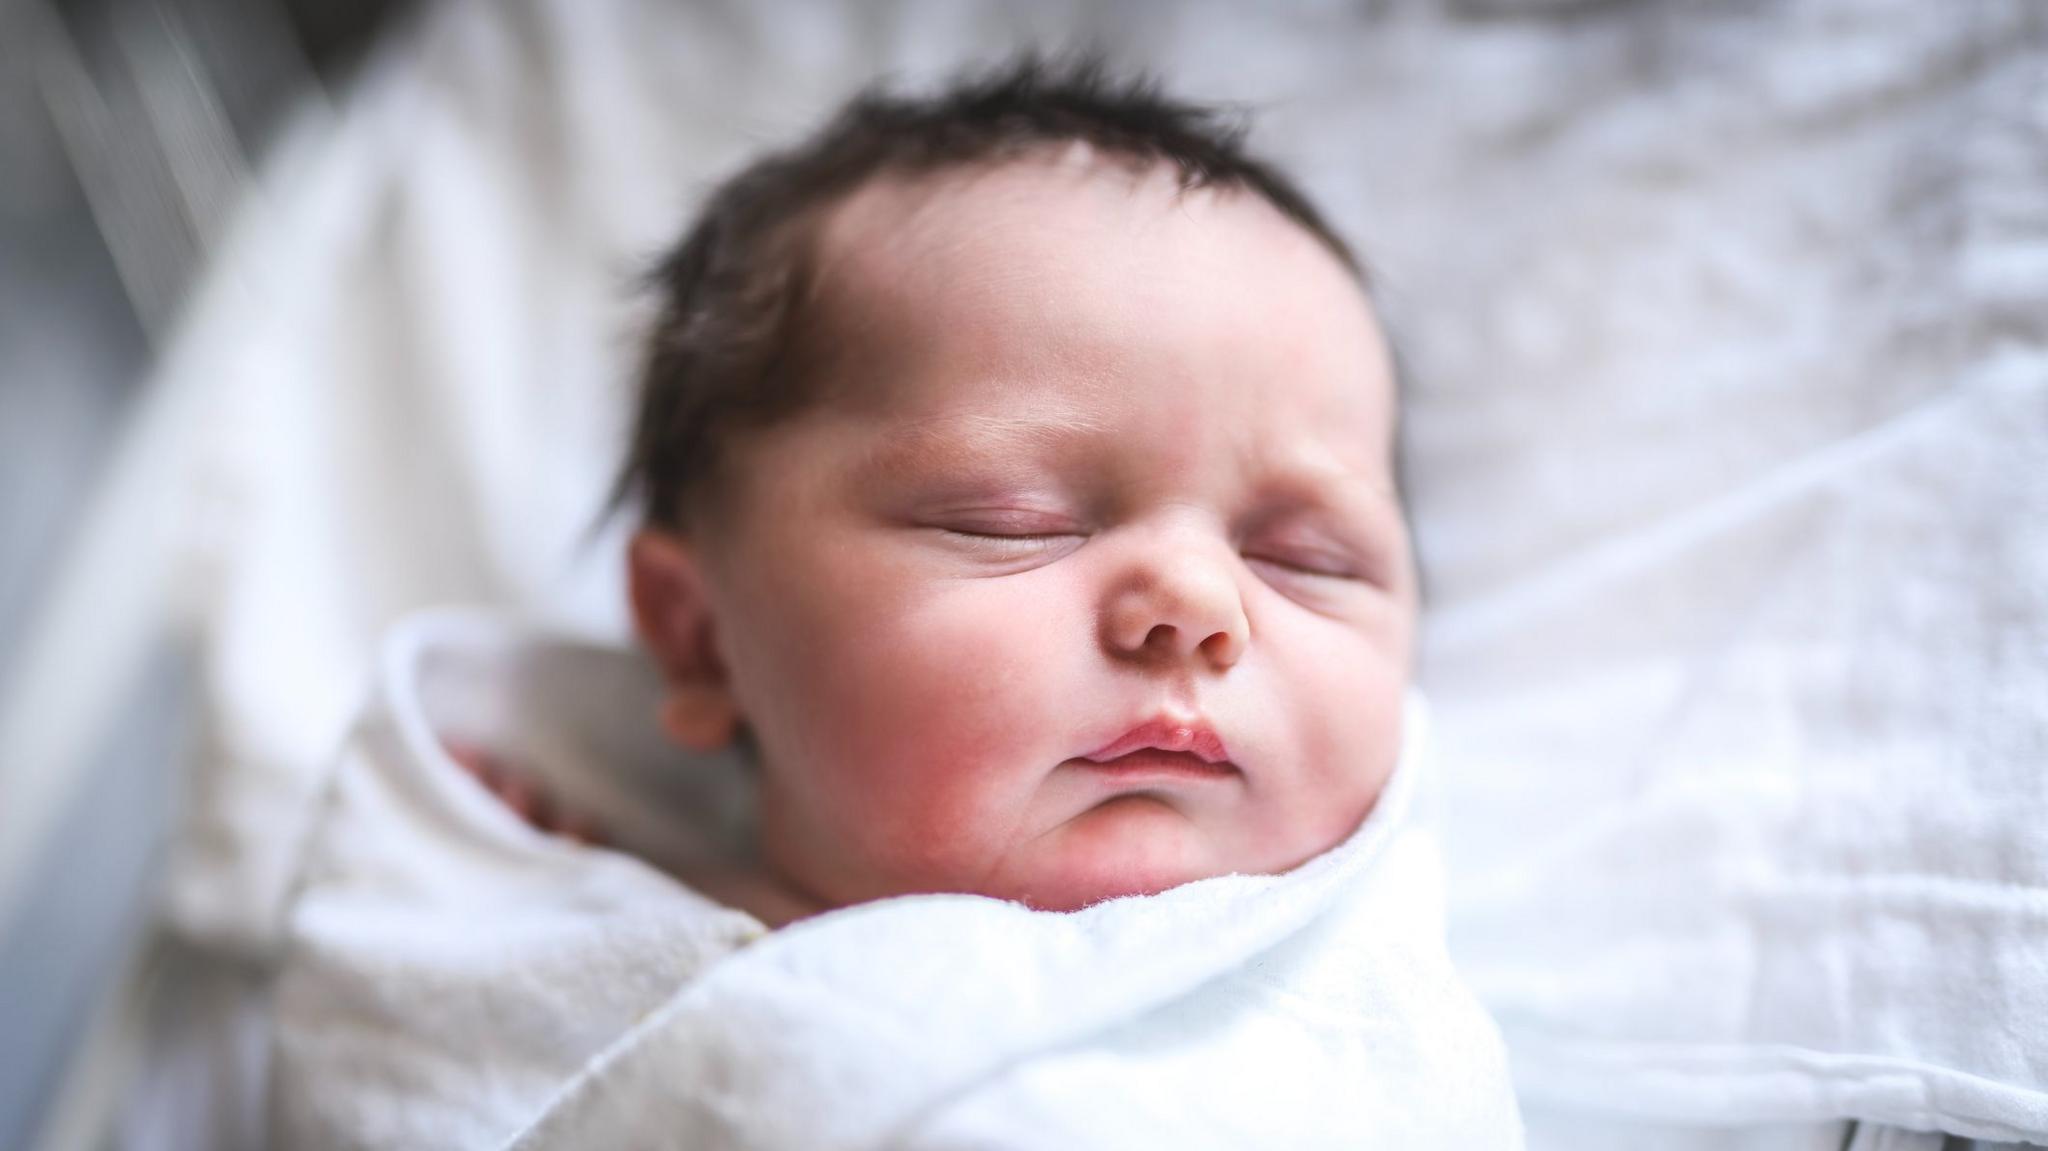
[492,772,542,824]
[554,809,608,847]
[444,740,495,781]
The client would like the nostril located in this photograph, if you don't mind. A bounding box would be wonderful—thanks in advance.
[1199,628,1246,669]
[1101,567,1250,666]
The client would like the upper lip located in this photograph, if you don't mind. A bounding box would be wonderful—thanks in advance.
[1082,717,1231,766]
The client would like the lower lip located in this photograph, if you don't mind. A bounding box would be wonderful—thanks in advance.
[1072,750,1239,783]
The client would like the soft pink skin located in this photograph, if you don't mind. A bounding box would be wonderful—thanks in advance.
[637,156,1416,920]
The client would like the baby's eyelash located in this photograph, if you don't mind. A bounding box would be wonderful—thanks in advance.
[939,528,1074,553]
[1228,540,1376,581]
[923,505,1082,539]
[922,509,1091,569]
[1243,549,1364,582]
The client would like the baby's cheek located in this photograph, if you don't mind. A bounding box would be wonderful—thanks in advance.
[1269,622,1407,848]
[824,579,1085,875]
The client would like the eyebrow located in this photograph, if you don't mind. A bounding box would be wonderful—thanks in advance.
[855,411,1115,478]
[1255,445,1403,515]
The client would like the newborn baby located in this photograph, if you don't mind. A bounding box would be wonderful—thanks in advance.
[271,59,1519,1149]
[615,83,1411,931]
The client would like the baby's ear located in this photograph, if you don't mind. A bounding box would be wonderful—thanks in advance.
[628,530,739,751]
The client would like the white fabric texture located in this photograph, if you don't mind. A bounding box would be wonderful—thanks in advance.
[269,611,1521,1150]
[37,0,2028,1146]
[1383,5,2048,1144]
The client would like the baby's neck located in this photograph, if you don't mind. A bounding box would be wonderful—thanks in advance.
[680,861,829,930]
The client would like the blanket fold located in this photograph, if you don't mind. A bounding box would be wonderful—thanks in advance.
[271,610,1521,1149]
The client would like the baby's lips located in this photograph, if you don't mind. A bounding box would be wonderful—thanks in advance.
[1082,716,1231,765]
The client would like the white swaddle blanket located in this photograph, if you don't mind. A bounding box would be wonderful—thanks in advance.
[270,611,1522,1149]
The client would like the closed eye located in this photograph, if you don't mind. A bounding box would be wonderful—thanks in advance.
[939,527,1076,553]
[923,511,1089,568]
[1243,549,1360,581]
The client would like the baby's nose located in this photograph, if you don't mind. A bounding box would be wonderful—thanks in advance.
[1099,534,1249,671]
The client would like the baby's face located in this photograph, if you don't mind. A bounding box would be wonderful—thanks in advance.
[648,157,1414,914]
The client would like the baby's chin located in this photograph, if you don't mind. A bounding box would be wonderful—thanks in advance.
[977,793,1254,913]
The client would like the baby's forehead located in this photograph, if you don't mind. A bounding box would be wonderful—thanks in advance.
[810,153,1335,303]
[798,155,1390,415]
[774,157,1401,506]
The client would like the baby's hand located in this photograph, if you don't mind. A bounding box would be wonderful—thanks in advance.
[444,740,606,846]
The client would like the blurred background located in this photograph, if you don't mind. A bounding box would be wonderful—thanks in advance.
[2,4,402,1147]
[3,0,394,638]
[2,1,2043,1149]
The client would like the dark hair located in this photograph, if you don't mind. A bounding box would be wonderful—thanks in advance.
[612,54,1372,530]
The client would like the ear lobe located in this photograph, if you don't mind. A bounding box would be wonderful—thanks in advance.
[629,530,740,751]
[657,686,740,753]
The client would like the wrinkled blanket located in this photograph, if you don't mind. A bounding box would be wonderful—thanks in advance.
[270,611,1522,1149]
